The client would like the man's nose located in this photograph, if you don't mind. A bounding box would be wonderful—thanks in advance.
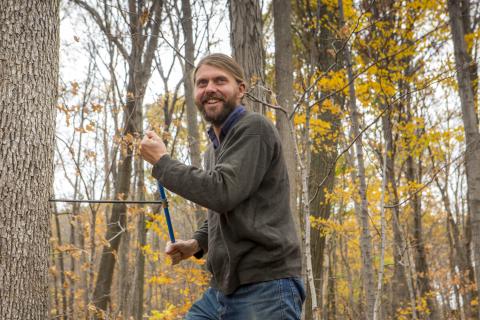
[205,80,216,92]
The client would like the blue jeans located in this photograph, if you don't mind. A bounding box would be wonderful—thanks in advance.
[185,277,306,320]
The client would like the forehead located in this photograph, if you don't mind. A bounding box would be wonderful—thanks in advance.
[195,64,235,81]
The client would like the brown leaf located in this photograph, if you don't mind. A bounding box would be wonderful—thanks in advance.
[140,9,149,26]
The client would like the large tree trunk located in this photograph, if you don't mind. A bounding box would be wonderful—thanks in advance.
[309,5,342,318]
[447,1,480,318]
[0,1,59,318]
[229,0,266,113]
[291,1,342,317]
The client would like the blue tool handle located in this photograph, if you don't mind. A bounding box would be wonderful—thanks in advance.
[157,181,175,243]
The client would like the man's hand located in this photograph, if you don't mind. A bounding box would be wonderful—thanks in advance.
[139,130,167,165]
[165,239,200,265]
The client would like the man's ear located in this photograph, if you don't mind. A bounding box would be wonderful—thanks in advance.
[237,82,246,99]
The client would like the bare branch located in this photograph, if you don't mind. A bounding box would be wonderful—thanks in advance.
[71,0,130,61]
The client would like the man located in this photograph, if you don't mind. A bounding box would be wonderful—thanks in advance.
[140,53,304,319]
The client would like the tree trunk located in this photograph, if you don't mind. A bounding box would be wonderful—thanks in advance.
[272,0,301,252]
[119,201,132,318]
[129,157,146,320]
[458,0,478,102]
[339,0,376,317]
[53,206,68,320]
[327,240,337,320]
[130,93,146,320]
[293,1,342,317]
[0,1,59,318]
[308,135,338,320]
[181,0,204,228]
[447,1,480,318]
[405,154,438,319]
[381,111,410,317]
[229,0,266,113]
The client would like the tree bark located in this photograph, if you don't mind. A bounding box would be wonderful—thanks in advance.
[447,1,480,318]
[0,1,59,318]
[181,0,204,228]
[272,0,301,253]
[229,0,266,113]
[381,111,410,316]
[53,206,68,320]
[130,158,146,320]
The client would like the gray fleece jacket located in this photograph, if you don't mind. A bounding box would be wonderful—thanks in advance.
[152,111,302,295]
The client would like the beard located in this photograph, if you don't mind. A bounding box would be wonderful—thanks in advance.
[197,93,237,126]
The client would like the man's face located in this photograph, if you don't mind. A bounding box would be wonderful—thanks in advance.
[194,64,245,126]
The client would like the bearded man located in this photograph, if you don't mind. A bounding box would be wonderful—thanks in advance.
[140,53,304,320]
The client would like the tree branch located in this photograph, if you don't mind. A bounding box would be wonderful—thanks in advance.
[71,0,130,61]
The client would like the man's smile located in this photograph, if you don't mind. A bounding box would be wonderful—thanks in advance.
[202,94,225,106]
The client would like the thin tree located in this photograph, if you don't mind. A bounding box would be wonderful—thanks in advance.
[338,0,376,317]
[181,0,204,228]
[273,0,301,249]
[381,110,411,317]
[447,0,480,318]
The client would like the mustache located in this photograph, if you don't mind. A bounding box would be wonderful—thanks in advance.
[201,93,225,104]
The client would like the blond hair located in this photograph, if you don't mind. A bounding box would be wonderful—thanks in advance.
[192,53,246,87]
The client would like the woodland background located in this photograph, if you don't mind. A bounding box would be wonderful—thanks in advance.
[1,0,480,319]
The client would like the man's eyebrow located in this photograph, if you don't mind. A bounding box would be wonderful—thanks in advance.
[196,75,228,83]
